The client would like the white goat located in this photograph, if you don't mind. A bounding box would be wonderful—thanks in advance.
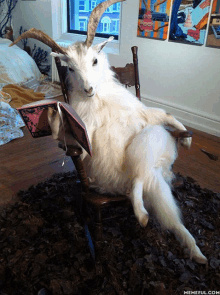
[11,0,207,264]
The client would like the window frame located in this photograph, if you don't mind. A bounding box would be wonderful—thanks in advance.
[67,0,121,40]
[51,0,121,56]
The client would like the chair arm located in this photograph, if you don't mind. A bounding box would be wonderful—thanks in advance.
[164,126,193,138]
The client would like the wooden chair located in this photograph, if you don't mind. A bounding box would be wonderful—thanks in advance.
[53,55,70,104]
[111,46,140,100]
[54,46,192,242]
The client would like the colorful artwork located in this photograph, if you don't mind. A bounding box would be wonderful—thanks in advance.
[137,0,172,40]
[169,0,211,45]
[206,0,220,48]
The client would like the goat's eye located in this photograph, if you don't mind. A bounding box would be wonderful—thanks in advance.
[69,67,74,72]
[93,58,98,66]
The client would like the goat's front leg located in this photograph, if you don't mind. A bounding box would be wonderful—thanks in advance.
[129,178,149,227]
[143,108,192,149]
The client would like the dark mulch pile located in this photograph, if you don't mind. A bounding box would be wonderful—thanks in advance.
[0,172,220,295]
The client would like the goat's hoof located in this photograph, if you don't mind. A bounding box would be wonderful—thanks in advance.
[88,177,95,184]
[138,212,149,228]
[192,246,207,264]
[193,254,208,264]
[180,137,192,149]
[185,246,207,264]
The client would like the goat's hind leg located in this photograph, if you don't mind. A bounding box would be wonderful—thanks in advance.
[165,112,192,149]
[144,170,207,264]
[126,125,173,229]
[145,108,192,149]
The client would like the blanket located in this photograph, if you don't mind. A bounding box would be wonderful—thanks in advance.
[0,101,25,146]
[0,81,62,145]
[2,84,45,109]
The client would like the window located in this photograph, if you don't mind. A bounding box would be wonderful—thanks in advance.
[79,17,87,31]
[112,19,119,33]
[112,4,118,12]
[67,0,121,40]
[101,16,111,33]
[91,1,96,10]
[79,0,86,11]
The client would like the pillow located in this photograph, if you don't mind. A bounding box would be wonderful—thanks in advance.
[0,38,12,44]
[0,39,41,89]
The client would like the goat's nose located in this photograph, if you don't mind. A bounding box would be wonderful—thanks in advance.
[84,87,93,95]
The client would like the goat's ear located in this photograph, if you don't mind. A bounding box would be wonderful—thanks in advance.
[50,52,69,63]
[94,36,114,53]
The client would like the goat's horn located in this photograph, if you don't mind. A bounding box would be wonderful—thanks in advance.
[85,0,125,48]
[9,28,66,54]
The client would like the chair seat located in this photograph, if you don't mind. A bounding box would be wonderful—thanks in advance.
[84,192,129,207]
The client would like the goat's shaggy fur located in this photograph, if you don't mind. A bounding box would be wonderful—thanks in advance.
[49,40,207,264]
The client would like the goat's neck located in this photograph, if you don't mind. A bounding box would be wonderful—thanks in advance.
[70,90,108,128]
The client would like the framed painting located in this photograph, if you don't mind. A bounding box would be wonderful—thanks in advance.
[169,0,211,45]
[206,0,220,48]
[137,0,172,40]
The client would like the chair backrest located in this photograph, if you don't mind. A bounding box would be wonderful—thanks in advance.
[54,46,141,103]
[54,55,70,104]
[111,46,141,100]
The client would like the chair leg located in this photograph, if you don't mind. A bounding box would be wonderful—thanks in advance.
[93,206,103,241]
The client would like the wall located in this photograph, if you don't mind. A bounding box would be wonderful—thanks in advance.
[12,0,220,136]
[13,0,53,73]
[108,0,220,136]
